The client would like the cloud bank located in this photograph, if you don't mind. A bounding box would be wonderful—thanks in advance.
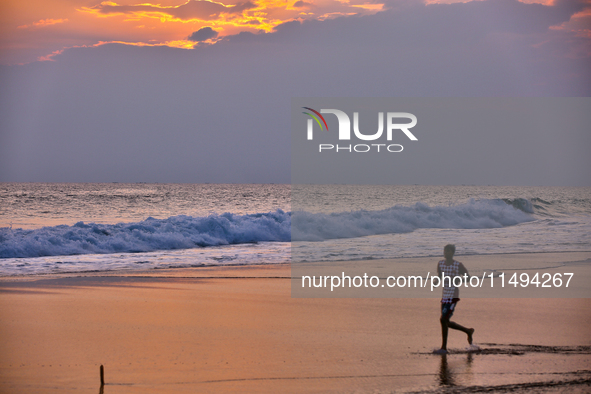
[0,0,589,185]
[89,0,257,21]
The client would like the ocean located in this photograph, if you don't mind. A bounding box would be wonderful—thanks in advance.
[1,183,590,276]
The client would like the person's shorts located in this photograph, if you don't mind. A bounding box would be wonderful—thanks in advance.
[441,299,459,320]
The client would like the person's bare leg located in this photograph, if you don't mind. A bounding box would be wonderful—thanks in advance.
[434,317,449,354]
[448,321,474,345]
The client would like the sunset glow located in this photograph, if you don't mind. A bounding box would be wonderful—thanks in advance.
[0,0,589,65]
[1,0,386,64]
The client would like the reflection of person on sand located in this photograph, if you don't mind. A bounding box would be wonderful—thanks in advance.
[434,244,475,355]
[437,352,474,387]
[437,354,455,385]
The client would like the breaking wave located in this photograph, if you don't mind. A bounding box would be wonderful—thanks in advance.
[0,198,536,258]
[291,198,535,241]
[0,210,291,258]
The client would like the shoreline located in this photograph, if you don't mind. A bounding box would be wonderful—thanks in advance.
[1,253,590,393]
[1,250,590,282]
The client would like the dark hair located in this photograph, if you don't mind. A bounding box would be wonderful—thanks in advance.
[444,244,456,254]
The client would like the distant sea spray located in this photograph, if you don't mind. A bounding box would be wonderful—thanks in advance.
[0,199,535,258]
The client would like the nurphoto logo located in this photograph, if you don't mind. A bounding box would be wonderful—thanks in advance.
[302,107,418,153]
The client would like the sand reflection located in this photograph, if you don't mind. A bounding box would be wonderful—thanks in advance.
[438,353,473,387]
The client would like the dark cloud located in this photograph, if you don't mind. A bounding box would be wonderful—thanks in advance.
[416,0,588,35]
[171,0,255,19]
[292,1,314,8]
[0,0,589,184]
[188,27,218,42]
[94,0,256,21]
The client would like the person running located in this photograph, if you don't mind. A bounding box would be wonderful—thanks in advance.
[433,244,474,354]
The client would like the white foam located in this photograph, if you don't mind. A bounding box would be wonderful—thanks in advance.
[292,198,534,241]
[0,210,291,258]
[0,199,537,258]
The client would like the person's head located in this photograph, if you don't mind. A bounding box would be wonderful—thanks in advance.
[444,244,455,259]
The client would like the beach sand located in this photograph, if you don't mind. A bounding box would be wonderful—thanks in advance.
[0,253,590,393]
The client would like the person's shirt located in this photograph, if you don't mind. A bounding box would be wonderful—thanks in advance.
[437,259,469,302]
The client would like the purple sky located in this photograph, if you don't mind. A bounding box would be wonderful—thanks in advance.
[1,0,590,185]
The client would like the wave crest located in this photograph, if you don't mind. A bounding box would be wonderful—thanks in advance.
[0,198,536,258]
[0,210,291,258]
[291,198,534,241]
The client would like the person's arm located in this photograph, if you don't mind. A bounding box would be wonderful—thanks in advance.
[458,262,469,283]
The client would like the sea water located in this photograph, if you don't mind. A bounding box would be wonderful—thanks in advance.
[0,183,590,276]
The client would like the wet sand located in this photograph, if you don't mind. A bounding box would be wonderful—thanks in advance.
[0,255,590,393]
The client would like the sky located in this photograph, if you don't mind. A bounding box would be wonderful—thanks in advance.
[291,97,591,185]
[1,0,590,185]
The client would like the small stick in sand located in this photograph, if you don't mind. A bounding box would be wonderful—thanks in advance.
[100,365,104,386]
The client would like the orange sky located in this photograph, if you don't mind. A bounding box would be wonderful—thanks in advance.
[0,0,588,65]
